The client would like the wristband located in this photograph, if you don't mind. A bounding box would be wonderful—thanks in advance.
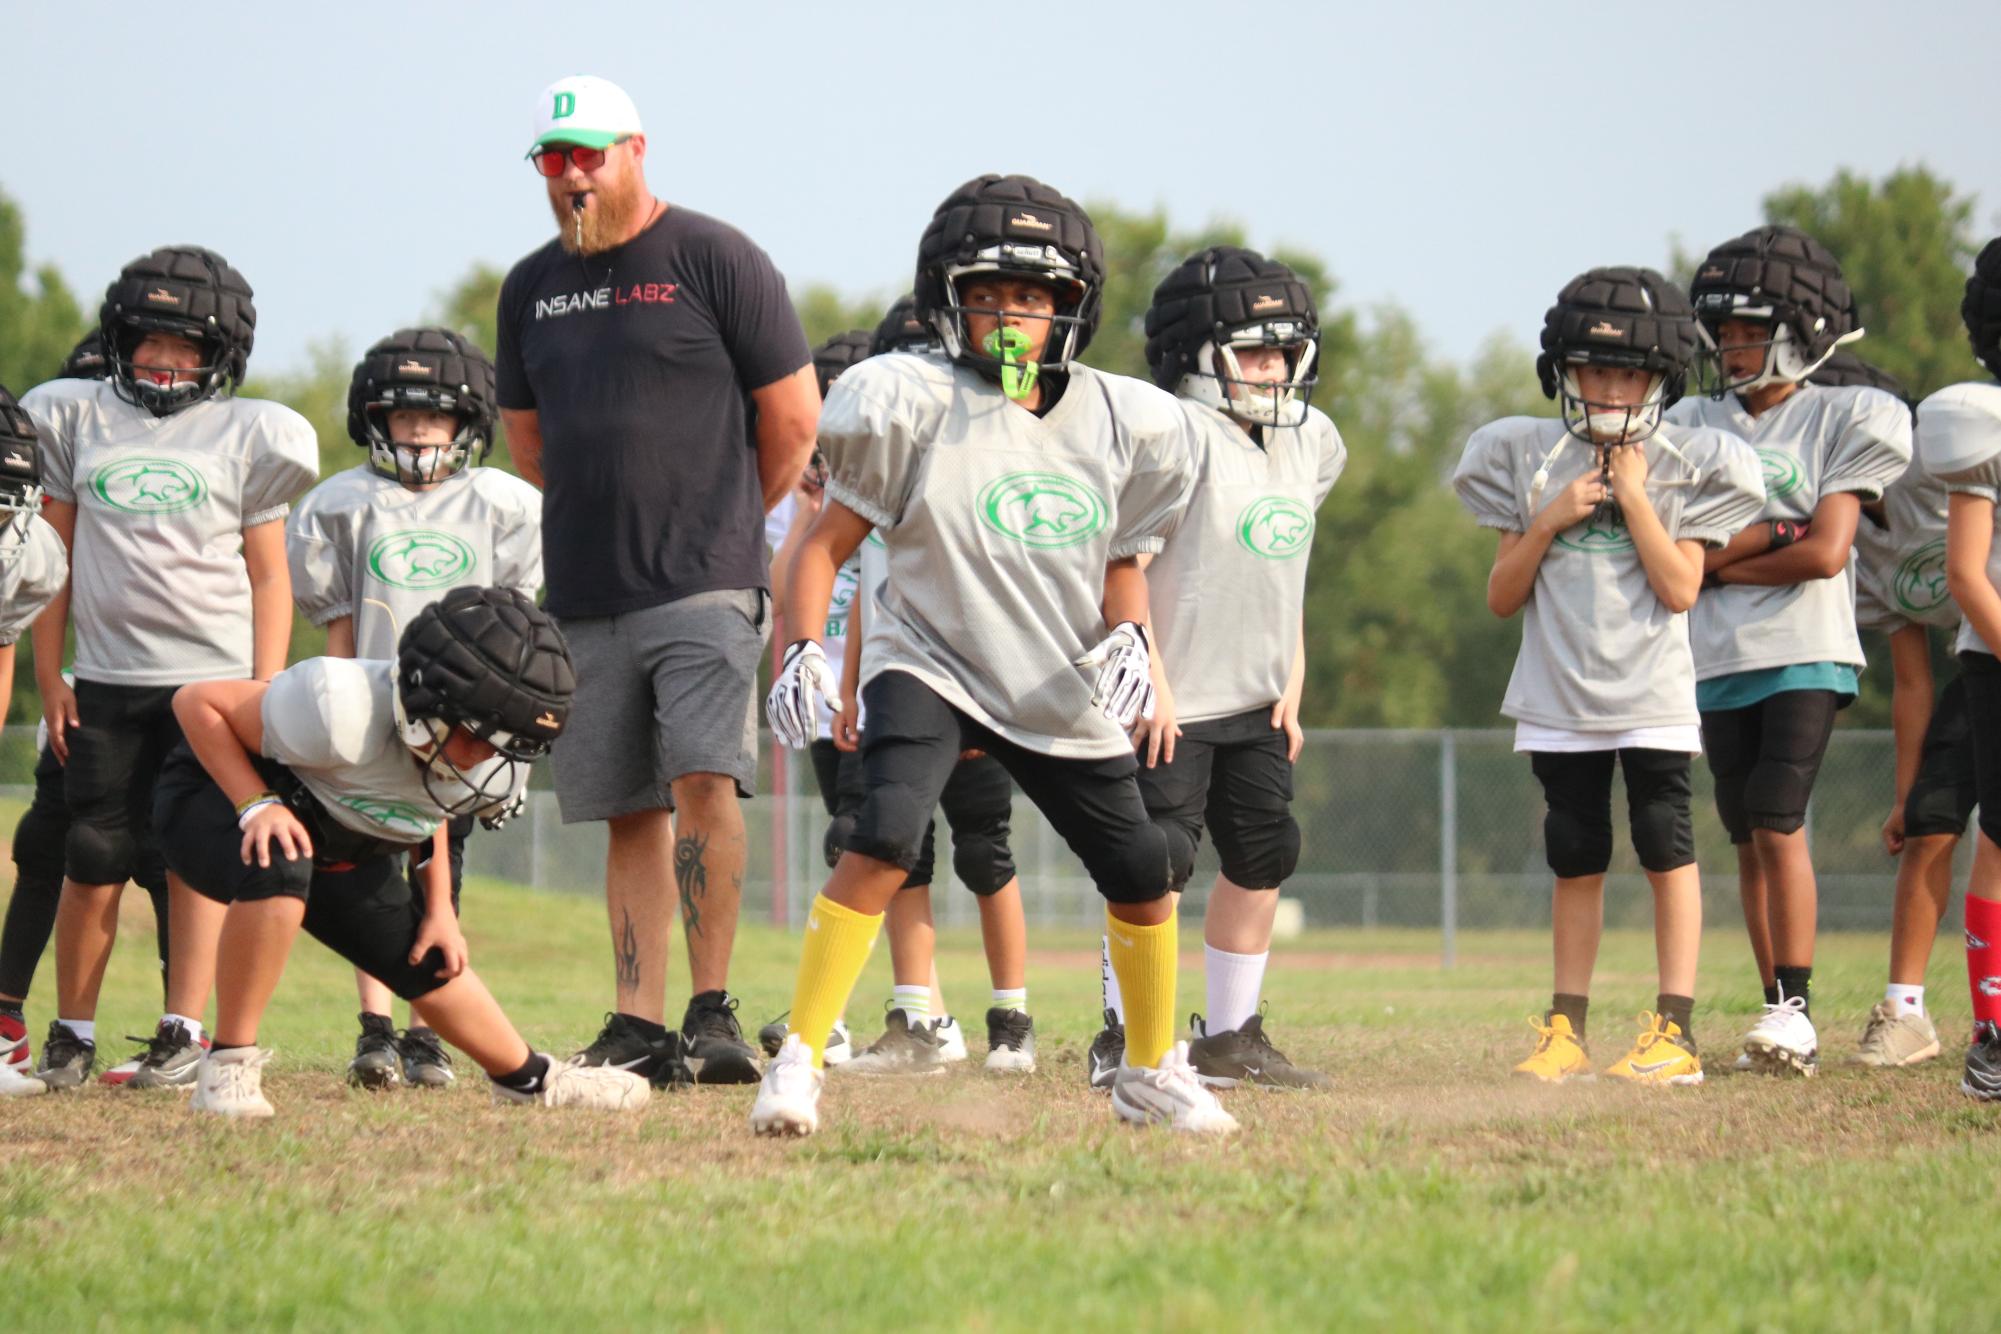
[236,797,283,830]
[234,791,282,816]
[1769,519,1809,549]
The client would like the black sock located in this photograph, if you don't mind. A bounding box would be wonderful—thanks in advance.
[209,1042,252,1055]
[619,1012,669,1042]
[1774,966,1812,1017]
[1762,982,1781,1007]
[493,1052,552,1094]
[1657,994,1695,1045]
[1550,993,1589,1039]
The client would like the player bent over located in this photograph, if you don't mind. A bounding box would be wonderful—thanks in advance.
[155,587,646,1117]
[1454,268,1763,1084]
[287,328,543,1090]
[1101,246,1344,1090]
[755,174,1231,1135]
[1670,227,1912,1075]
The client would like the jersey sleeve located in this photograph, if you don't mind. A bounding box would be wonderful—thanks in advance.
[1678,431,1768,547]
[284,488,354,627]
[0,522,66,646]
[820,375,921,530]
[1916,384,2001,500]
[1312,415,1349,507]
[1452,421,1526,533]
[20,384,78,505]
[492,500,545,602]
[1110,399,1196,559]
[260,659,375,769]
[243,410,320,526]
[1820,388,1914,503]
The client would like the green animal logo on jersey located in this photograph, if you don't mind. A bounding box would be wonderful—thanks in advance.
[826,573,857,639]
[332,795,434,839]
[1235,497,1316,560]
[1894,538,1950,614]
[977,472,1108,550]
[367,530,478,591]
[1554,512,1637,554]
[1756,448,1805,500]
[90,457,209,515]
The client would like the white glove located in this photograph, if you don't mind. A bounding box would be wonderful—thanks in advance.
[767,640,842,749]
[1073,621,1155,728]
[479,790,526,832]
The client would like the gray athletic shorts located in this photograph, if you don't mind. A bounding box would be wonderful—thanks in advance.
[550,588,766,823]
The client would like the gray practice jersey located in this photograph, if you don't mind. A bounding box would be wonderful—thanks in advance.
[0,516,69,647]
[288,465,544,661]
[1666,384,1911,678]
[828,352,1195,759]
[1147,402,1345,722]
[1453,417,1766,730]
[24,379,318,686]
[1852,455,1954,636]
[1915,382,2001,654]
[261,657,526,845]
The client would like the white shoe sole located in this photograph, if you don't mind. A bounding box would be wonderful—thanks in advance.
[191,1097,275,1119]
[1742,1042,1818,1077]
[1110,1085,1238,1135]
[1850,1039,1941,1068]
[984,1051,1035,1075]
[750,1103,818,1136]
[0,1064,47,1098]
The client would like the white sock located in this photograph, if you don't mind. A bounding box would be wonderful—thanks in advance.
[1100,936,1125,1023]
[891,985,931,1024]
[991,987,1027,1013]
[1204,944,1270,1035]
[164,1013,206,1044]
[1885,983,1926,1018]
[58,1018,94,1043]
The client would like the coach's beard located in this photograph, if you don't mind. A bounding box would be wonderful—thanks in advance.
[552,177,650,256]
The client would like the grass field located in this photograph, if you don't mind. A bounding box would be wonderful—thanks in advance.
[2,878,1994,1332]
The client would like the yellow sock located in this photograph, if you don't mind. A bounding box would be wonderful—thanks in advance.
[1105,906,1177,1069]
[789,894,883,1068]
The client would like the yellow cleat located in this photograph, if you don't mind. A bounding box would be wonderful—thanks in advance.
[1513,1013,1593,1083]
[1603,1012,1704,1087]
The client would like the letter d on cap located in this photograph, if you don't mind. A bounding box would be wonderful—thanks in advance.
[552,91,576,119]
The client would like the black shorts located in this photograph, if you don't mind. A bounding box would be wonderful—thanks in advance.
[1905,673,1979,839]
[1528,748,1695,877]
[153,747,452,1001]
[904,753,1017,895]
[1959,652,2001,847]
[406,815,471,913]
[1136,707,1297,891]
[1700,688,1840,843]
[848,671,1167,904]
[63,679,183,886]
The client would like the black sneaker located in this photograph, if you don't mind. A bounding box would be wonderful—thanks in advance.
[574,1012,672,1079]
[348,1013,403,1090]
[1086,1009,1123,1092]
[841,1007,947,1077]
[1963,1020,2001,1101]
[681,990,762,1085]
[648,1031,697,1090]
[35,1021,96,1091]
[983,1007,1036,1074]
[126,1020,208,1090]
[757,1014,789,1059]
[397,1026,455,1089]
[1187,1011,1331,1091]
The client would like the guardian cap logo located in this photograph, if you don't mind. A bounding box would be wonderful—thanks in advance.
[1235,497,1315,560]
[367,530,478,591]
[977,472,1108,549]
[90,457,208,514]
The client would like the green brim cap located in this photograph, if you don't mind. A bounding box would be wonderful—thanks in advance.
[528,128,622,152]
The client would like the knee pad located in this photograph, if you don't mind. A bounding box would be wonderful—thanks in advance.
[1544,804,1614,880]
[903,819,939,890]
[844,784,931,873]
[65,820,137,887]
[13,800,68,881]
[1743,758,1812,836]
[1711,780,1752,845]
[821,813,857,870]
[1216,813,1301,889]
[1157,819,1199,894]
[1624,754,1695,873]
[950,832,1016,896]
[1094,822,1173,904]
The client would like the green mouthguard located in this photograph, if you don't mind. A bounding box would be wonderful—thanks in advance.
[983,326,1039,400]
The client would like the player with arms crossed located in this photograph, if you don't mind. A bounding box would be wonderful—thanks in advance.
[756,174,1230,1135]
[1455,268,1764,1084]
[1669,227,1912,1075]
[287,328,545,1090]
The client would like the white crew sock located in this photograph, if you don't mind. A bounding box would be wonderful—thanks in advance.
[891,984,931,1025]
[164,1013,206,1044]
[1204,944,1271,1035]
[991,987,1027,1013]
[1885,983,1926,1018]
[1100,935,1125,1023]
[58,1018,94,1043]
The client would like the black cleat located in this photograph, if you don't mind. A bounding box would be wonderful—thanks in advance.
[1963,1021,2001,1101]
[983,1007,1036,1074]
[125,1019,207,1090]
[397,1026,455,1089]
[681,991,762,1085]
[1086,1009,1124,1092]
[575,1012,673,1079]
[649,1031,697,1090]
[348,1013,403,1090]
[35,1022,96,1091]
[1187,1011,1331,1091]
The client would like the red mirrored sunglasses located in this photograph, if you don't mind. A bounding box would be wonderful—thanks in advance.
[528,138,628,178]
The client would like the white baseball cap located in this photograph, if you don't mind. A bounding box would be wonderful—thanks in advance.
[528,75,642,153]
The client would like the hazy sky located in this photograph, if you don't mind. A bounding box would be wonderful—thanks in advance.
[16,2,2001,374]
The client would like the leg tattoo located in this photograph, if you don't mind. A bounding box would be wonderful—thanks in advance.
[675,832,710,938]
[616,907,640,992]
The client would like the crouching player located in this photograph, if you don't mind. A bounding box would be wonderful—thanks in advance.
[756,174,1231,1135]
[155,587,647,1117]
[1454,268,1764,1083]
[287,328,542,1090]
[1107,246,1344,1090]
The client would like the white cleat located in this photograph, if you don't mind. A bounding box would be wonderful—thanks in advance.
[492,1055,650,1110]
[823,1018,853,1067]
[751,1034,824,1137]
[1111,1041,1239,1135]
[934,1015,969,1063]
[191,1047,276,1119]
[1741,997,1818,1077]
[0,1059,47,1098]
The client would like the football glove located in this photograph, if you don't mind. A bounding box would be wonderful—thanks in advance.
[1073,621,1155,728]
[479,790,526,832]
[767,639,841,749]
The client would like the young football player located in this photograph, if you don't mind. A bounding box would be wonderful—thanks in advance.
[0,387,82,1098]
[154,586,646,1116]
[1090,246,1344,1091]
[26,247,318,1091]
[284,328,543,1090]
[1668,226,1912,1076]
[1917,237,2001,1098]
[756,174,1229,1135]
[1455,267,1764,1084]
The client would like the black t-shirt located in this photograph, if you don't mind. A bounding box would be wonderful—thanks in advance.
[496,206,810,618]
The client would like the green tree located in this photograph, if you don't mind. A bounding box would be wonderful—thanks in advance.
[0,190,89,394]
[796,283,891,349]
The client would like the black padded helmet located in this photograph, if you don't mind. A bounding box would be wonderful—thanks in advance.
[1960,237,2001,379]
[59,331,108,381]
[347,327,497,486]
[913,174,1103,393]
[871,293,937,355]
[1689,225,1857,395]
[1808,349,1907,401]
[99,245,255,415]
[1144,245,1319,426]
[0,384,45,551]
[811,329,874,398]
[1537,265,1702,443]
